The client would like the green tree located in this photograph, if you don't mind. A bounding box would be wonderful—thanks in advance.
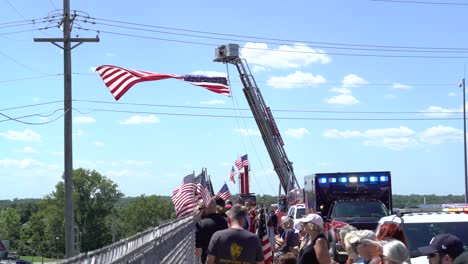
[121,195,174,237]
[43,168,123,254]
[0,208,21,248]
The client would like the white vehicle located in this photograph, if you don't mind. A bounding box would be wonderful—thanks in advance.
[287,203,307,221]
[377,207,468,264]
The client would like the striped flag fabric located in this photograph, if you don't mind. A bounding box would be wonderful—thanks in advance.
[229,166,236,184]
[196,171,213,208]
[216,183,231,200]
[171,173,196,218]
[257,208,273,264]
[96,65,231,100]
[235,154,249,170]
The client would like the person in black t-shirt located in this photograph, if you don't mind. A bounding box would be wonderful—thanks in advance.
[206,204,264,264]
[195,198,228,263]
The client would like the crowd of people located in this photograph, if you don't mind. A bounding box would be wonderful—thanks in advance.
[194,198,468,264]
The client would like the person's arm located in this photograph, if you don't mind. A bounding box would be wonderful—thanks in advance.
[314,237,332,264]
[195,248,202,257]
[205,255,216,264]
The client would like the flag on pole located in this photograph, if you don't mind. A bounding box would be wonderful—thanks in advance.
[171,173,196,218]
[257,208,273,264]
[216,183,231,200]
[229,166,237,184]
[196,170,213,208]
[235,154,249,170]
[96,65,231,100]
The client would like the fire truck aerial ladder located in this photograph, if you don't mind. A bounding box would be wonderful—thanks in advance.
[214,43,300,195]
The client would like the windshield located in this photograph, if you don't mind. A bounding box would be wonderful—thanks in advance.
[333,201,389,218]
[296,208,306,219]
[403,222,468,257]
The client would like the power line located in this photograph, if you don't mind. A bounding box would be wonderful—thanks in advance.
[80,108,463,121]
[73,99,463,114]
[80,15,468,51]
[0,100,62,111]
[79,19,468,54]
[0,108,66,125]
[371,0,468,5]
[0,74,63,83]
[76,27,468,59]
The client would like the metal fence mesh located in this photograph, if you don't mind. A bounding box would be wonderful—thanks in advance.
[59,215,200,264]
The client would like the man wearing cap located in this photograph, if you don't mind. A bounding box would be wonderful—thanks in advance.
[418,233,467,264]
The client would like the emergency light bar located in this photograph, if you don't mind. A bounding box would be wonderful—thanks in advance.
[318,175,389,184]
[442,207,468,212]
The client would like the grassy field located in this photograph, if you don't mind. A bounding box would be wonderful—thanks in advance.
[19,256,62,262]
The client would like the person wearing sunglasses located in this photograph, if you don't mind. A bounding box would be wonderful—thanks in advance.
[418,233,467,264]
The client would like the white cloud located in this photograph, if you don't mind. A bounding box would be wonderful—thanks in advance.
[392,83,412,89]
[89,66,97,72]
[267,71,326,89]
[420,125,462,144]
[364,126,415,139]
[324,94,360,105]
[0,129,41,142]
[94,141,105,147]
[342,74,368,87]
[106,170,133,177]
[241,42,330,69]
[252,66,268,73]
[23,146,38,154]
[284,128,310,139]
[126,160,152,166]
[324,126,418,150]
[200,99,226,105]
[76,160,97,168]
[73,129,84,137]
[0,158,43,169]
[420,106,458,117]
[234,128,261,136]
[448,92,456,97]
[106,52,115,57]
[120,115,160,125]
[364,137,418,151]
[74,116,96,124]
[323,129,361,138]
[329,87,351,94]
[191,70,227,77]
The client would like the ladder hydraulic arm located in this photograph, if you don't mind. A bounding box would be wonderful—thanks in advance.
[214,43,300,194]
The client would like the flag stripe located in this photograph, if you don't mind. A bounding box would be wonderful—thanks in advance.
[216,183,231,201]
[96,65,231,100]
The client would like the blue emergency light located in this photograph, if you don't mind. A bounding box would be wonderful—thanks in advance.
[330,178,337,183]
[369,176,378,182]
[339,177,348,183]
[359,176,368,182]
[319,178,327,184]
[380,176,389,182]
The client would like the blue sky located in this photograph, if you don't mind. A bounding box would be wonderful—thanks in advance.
[1,0,467,199]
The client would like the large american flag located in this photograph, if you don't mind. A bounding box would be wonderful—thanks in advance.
[229,166,236,184]
[171,173,196,218]
[235,154,249,170]
[195,171,213,208]
[216,183,231,201]
[257,208,273,264]
[96,65,231,100]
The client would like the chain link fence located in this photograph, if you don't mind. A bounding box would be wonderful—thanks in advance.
[59,215,200,264]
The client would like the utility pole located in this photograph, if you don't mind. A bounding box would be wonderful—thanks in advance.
[34,0,98,258]
[462,78,467,204]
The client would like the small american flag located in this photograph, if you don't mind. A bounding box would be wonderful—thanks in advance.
[216,183,231,200]
[229,166,236,184]
[171,173,196,218]
[196,171,213,208]
[257,208,273,264]
[96,65,230,100]
[235,154,249,170]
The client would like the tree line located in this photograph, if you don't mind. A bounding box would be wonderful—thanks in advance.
[0,168,464,259]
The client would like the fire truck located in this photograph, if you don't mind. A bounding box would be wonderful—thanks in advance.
[214,44,301,203]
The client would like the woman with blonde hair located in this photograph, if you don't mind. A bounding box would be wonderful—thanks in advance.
[296,214,331,264]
